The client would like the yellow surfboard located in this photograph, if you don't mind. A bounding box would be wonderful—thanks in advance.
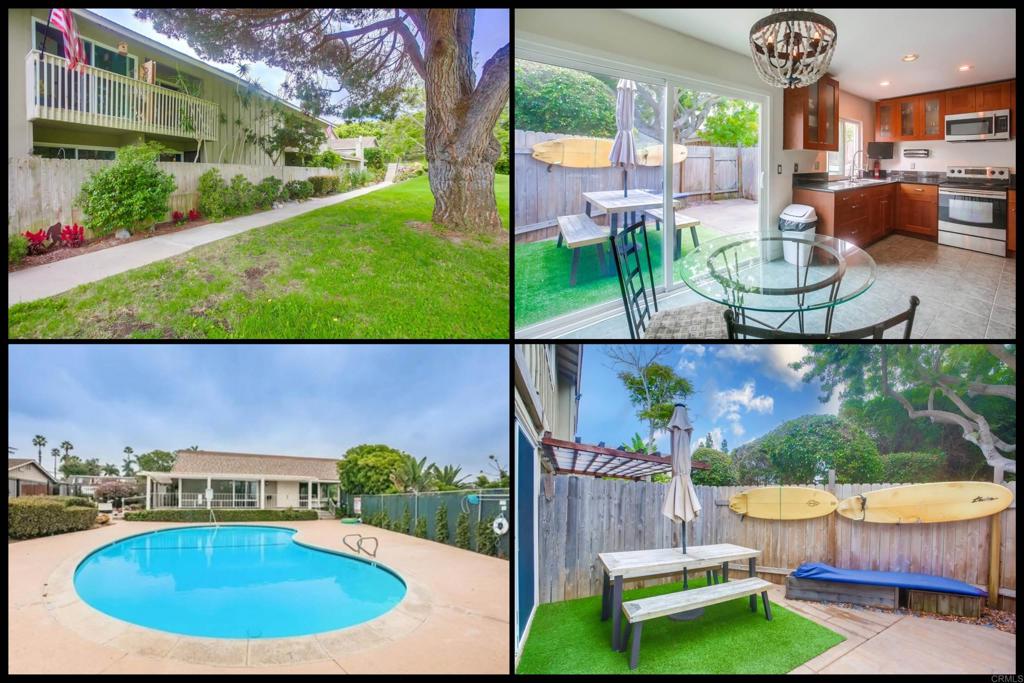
[636,143,688,167]
[531,137,613,168]
[729,486,838,520]
[837,482,1013,524]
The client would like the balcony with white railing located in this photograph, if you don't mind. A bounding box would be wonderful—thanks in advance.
[26,49,219,141]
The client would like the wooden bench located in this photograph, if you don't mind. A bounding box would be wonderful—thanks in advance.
[601,559,726,622]
[556,213,610,285]
[620,577,773,670]
[643,208,702,259]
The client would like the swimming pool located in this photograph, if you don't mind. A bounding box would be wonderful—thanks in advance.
[73,525,406,639]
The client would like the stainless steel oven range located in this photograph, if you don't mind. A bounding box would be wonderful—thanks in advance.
[938,166,1010,257]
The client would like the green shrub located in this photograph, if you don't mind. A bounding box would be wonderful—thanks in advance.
[8,497,97,539]
[476,518,498,556]
[310,150,343,170]
[364,146,386,171]
[50,495,98,508]
[455,510,471,549]
[75,141,177,236]
[284,179,314,201]
[9,234,29,264]
[414,516,428,538]
[345,169,375,189]
[197,168,229,220]
[253,176,284,210]
[399,505,412,534]
[434,502,450,544]
[308,175,341,196]
[879,451,947,483]
[124,509,318,522]
[226,174,257,215]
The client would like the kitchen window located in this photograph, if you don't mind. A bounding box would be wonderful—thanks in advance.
[827,119,862,179]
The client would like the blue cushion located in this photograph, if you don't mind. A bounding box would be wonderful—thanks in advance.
[792,562,986,597]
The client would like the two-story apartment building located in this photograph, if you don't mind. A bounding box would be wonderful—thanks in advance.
[514,343,582,660]
[9,8,331,165]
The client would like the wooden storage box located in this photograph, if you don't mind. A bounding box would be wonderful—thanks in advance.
[785,576,898,610]
[907,589,983,618]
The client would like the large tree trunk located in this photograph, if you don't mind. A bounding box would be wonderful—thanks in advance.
[422,10,507,232]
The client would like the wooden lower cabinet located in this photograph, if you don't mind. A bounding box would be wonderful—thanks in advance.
[897,183,938,237]
[792,184,898,248]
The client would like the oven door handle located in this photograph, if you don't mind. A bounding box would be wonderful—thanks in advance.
[939,189,1006,199]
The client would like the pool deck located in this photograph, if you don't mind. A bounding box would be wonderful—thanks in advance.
[8,520,509,674]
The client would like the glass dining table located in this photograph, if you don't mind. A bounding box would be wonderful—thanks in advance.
[677,232,877,335]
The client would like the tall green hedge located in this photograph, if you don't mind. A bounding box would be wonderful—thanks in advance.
[125,509,318,522]
[9,497,97,539]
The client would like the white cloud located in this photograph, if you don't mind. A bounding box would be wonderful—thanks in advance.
[677,358,697,373]
[730,422,746,437]
[712,381,774,420]
[714,344,809,390]
[715,345,760,362]
[682,345,706,357]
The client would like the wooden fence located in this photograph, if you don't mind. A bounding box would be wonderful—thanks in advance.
[537,475,1016,612]
[7,156,349,234]
[514,130,759,242]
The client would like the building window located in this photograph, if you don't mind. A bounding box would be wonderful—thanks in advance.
[159,152,185,162]
[828,119,862,179]
[33,144,116,160]
[77,148,116,160]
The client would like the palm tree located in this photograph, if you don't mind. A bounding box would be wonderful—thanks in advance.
[60,440,74,461]
[101,464,120,476]
[32,435,47,465]
[50,448,61,478]
[187,445,199,451]
[431,464,469,489]
[390,456,435,493]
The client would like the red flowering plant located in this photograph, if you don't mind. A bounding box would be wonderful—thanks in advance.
[60,223,85,247]
[23,229,48,255]
[188,208,200,221]
[172,210,186,225]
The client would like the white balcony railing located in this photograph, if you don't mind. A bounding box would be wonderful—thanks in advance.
[26,50,218,141]
[151,492,179,508]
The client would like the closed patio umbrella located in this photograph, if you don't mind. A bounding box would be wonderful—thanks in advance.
[662,402,703,619]
[609,79,638,197]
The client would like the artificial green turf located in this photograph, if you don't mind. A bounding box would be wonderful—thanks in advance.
[9,174,509,339]
[516,577,845,674]
[514,223,718,329]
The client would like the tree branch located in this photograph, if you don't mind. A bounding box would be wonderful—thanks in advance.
[454,42,509,156]
[987,343,1016,371]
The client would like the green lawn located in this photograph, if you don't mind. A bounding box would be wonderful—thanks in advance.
[514,223,718,329]
[517,577,844,674]
[9,174,509,339]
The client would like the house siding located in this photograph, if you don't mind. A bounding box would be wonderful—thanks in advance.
[10,9,324,167]
[9,462,52,483]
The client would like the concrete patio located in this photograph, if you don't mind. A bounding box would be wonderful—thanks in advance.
[762,583,1016,675]
[8,519,508,674]
[678,197,759,236]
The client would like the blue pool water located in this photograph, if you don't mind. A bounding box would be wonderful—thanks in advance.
[73,525,406,638]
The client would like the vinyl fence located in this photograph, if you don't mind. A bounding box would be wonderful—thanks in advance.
[537,475,1016,612]
[514,130,759,242]
[8,155,353,234]
[346,489,509,559]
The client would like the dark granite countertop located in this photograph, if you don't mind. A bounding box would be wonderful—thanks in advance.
[794,174,945,193]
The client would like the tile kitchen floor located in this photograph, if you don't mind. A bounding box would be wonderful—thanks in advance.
[552,234,1015,339]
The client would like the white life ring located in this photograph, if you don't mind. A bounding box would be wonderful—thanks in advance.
[492,514,509,536]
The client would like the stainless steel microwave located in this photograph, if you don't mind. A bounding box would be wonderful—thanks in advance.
[945,109,1011,142]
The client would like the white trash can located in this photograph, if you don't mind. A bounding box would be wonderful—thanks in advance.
[779,204,818,266]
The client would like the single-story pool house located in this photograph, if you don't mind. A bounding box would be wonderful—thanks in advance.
[138,450,342,512]
[8,458,61,497]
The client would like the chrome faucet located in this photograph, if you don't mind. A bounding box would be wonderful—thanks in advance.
[849,149,865,180]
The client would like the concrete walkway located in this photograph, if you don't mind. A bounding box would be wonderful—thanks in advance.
[9,180,391,307]
[766,583,1016,674]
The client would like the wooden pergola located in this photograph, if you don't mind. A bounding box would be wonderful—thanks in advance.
[540,433,710,481]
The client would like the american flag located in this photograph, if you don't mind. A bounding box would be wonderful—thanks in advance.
[49,8,88,72]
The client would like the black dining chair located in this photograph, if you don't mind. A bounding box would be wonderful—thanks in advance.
[724,296,921,339]
[610,218,728,339]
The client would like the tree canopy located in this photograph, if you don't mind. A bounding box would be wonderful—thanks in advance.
[337,443,410,495]
[514,61,617,137]
[134,450,176,472]
[794,344,1016,480]
[733,415,883,484]
[606,345,693,451]
[690,447,738,486]
[137,9,509,231]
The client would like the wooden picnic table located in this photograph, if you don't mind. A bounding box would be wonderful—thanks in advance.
[597,543,762,651]
[582,190,681,238]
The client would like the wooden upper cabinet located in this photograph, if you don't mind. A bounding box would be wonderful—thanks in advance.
[977,81,1013,111]
[876,100,896,142]
[784,75,840,151]
[917,93,944,140]
[946,86,977,115]
[896,97,918,139]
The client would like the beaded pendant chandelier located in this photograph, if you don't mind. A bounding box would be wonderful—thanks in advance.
[749,8,837,88]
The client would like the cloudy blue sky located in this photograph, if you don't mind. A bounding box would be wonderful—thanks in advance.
[90,8,510,124]
[577,344,842,454]
[8,345,508,478]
